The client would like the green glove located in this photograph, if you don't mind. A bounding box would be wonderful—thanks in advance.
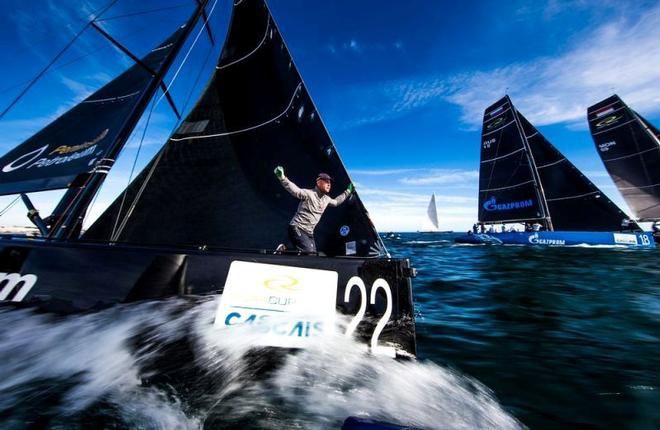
[347,183,355,193]
[274,166,284,179]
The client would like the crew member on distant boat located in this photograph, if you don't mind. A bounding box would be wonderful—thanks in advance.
[275,166,354,253]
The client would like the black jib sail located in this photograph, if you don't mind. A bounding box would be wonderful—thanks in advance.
[479,96,632,231]
[85,0,384,257]
[588,95,660,221]
[0,28,185,196]
[478,96,547,224]
[519,114,632,231]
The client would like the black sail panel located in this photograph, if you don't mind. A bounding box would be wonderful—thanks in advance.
[478,97,544,223]
[519,113,632,231]
[0,29,185,196]
[588,95,660,220]
[85,0,384,256]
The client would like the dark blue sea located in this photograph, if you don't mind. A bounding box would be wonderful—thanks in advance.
[0,233,658,429]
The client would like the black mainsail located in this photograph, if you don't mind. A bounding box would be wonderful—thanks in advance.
[588,95,660,221]
[85,0,384,257]
[479,96,633,231]
[478,97,548,225]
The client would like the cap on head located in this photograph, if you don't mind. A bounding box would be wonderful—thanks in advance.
[316,173,333,182]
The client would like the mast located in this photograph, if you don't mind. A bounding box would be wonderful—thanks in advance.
[51,0,211,239]
[508,98,554,230]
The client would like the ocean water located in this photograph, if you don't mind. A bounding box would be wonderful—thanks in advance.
[389,232,660,430]
[0,233,658,429]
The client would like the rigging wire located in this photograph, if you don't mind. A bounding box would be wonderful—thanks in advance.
[155,0,220,108]
[0,0,121,120]
[96,3,189,22]
[0,17,183,96]
[109,98,157,240]
[111,22,219,241]
[0,196,21,218]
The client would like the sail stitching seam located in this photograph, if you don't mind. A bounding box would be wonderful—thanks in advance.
[603,146,659,162]
[481,147,524,163]
[546,191,599,202]
[216,19,270,70]
[536,158,566,169]
[82,91,141,104]
[169,83,302,141]
[618,182,660,190]
[481,179,535,192]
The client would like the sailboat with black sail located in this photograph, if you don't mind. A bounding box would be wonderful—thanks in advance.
[588,94,660,242]
[455,95,655,247]
[0,0,416,356]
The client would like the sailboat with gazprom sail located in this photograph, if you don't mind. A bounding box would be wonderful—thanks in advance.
[455,96,655,247]
[0,0,417,356]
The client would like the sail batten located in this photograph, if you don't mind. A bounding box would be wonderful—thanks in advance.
[85,0,384,256]
[588,95,660,221]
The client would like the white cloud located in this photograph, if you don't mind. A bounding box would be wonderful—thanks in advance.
[334,3,660,130]
[350,168,419,176]
[360,191,476,232]
[399,169,479,186]
[447,5,660,127]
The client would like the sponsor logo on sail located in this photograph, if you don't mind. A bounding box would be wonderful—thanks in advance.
[49,129,108,155]
[488,105,504,117]
[339,225,350,236]
[483,196,534,212]
[1,129,109,173]
[486,116,505,130]
[598,141,616,152]
[595,115,622,128]
[528,233,565,245]
[594,106,615,118]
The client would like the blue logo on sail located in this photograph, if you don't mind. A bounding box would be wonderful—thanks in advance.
[483,196,534,212]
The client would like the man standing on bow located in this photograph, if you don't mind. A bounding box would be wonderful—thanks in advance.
[274,165,354,253]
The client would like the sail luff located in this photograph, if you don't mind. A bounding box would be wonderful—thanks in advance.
[51,0,212,239]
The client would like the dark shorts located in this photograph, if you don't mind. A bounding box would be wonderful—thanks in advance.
[288,225,316,253]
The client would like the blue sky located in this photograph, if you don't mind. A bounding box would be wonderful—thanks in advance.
[1,0,659,231]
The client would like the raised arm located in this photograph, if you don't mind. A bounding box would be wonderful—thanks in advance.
[275,166,308,200]
[327,183,354,207]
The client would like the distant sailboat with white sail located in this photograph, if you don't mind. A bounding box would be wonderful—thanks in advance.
[419,193,452,233]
